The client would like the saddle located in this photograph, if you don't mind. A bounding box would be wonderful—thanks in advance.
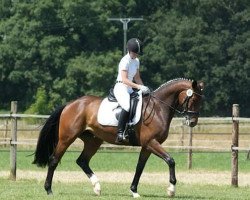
[97,88,142,145]
[108,88,140,122]
[107,88,140,145]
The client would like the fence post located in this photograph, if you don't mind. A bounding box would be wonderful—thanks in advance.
[4,119,9,148]
[180,119,185,146]
[10,101,17,181]
[247,151,250,160]
[231,104,239,187]
[188,127,193,169]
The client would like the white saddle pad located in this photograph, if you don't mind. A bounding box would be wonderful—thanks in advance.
[97,94,142,126]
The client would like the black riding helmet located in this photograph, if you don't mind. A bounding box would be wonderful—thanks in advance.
[127,38,143,55]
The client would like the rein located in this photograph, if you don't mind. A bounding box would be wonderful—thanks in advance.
[148,94,185,115]
[142,93,179,123]
[142,94,155,122]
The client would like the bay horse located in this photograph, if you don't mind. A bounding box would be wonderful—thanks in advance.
[33,78,204,198]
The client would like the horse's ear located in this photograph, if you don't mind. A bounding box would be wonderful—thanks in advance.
[192,80,204,91]
[198,81,204,91]
[192,80,197,89]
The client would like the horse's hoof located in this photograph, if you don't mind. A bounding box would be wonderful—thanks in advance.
[130,190,140,198]
[46,190,53,195]
[167,184,175,197]
[93,182,101,196]
[167,189,175,197]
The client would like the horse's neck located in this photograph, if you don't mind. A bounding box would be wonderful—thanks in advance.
[155,82,186,105]
[150,82,189,134]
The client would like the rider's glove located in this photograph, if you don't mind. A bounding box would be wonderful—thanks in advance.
[139,85,151,94]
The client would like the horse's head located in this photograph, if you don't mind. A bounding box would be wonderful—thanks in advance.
[178,80,204,127]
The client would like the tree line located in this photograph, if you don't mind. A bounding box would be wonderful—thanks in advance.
[0,0,249,116]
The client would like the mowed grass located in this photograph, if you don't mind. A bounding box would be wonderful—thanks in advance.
[0,148,250,172]
[0,178,250,200]
[1,149,250,199]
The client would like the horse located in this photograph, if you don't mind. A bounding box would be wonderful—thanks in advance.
[33,78,204,198]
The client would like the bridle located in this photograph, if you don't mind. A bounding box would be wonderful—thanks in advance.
[145,88,203,118]
[178,89,201,117]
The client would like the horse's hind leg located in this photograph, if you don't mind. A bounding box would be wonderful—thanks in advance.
[77,132,103,196]
[44,139,73,195]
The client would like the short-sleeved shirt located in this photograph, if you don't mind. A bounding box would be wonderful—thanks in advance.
[116,53,140,82]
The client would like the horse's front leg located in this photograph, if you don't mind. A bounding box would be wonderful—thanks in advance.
[147,139,176,197]
[130,148,151,198]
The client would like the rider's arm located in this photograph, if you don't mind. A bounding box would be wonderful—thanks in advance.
[121,70,141,89]
[133,69,144,85]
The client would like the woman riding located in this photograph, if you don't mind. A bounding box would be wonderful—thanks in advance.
[114,38,150,143]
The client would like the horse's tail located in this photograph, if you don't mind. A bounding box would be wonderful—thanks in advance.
[33,105,66,167]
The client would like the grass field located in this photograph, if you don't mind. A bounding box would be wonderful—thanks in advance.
[1,149,250,199]
[0,148,250,172]
[0,178,250,200]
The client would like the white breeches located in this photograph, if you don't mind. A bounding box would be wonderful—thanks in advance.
[114,83,132,112]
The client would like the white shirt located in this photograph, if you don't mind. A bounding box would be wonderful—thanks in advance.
[116,53,140,82]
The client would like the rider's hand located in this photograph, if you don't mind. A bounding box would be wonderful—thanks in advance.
[139,85,151,94]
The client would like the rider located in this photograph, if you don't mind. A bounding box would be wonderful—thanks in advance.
[114,38,150,143]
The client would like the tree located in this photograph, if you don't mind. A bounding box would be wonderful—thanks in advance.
[0,0,250,116]
[141,0,250,116]
[25,87,51,114]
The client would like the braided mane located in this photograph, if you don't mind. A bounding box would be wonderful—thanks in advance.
[154,78,192,92]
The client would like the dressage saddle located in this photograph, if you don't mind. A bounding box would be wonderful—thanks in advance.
[108,88,139,122]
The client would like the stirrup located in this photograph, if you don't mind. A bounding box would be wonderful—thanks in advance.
[115,133,124,143]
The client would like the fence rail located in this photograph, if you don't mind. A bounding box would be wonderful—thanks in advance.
[0,113,49,118]
[1,138,249,151]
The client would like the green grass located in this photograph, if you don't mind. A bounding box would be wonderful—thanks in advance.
[1,149,250,199]
[0,178,249,200]
[0,149,249,172]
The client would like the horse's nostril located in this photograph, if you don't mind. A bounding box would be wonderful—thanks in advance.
[189,121,196,127]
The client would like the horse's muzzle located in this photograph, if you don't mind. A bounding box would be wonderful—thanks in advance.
[185,117,198,127]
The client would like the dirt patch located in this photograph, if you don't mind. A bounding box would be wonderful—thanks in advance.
[1,170,250,186]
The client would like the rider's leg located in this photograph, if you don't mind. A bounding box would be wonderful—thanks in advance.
[116,109,129,142]
[114,83,130,143]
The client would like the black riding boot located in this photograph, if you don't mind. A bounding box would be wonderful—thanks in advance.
[116,109,129,143]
